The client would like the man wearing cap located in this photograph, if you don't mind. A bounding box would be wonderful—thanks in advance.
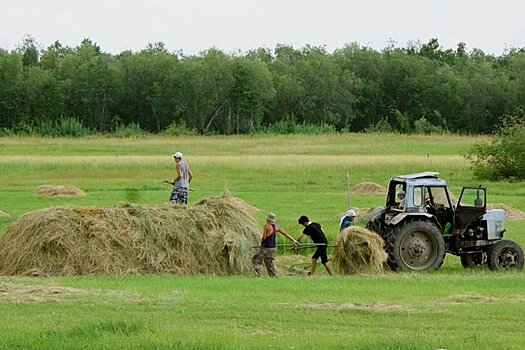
[339,209,357,232]
[397,190,406,210]
[252,212,299,277]
[169,151,193,204]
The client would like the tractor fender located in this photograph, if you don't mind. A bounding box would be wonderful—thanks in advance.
[388,212,435,226]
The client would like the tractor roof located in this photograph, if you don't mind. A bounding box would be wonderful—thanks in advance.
[390,171,447,187]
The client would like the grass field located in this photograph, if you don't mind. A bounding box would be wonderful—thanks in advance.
[1,133,525,349]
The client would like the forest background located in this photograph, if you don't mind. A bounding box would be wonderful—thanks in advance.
[1,36,525,136]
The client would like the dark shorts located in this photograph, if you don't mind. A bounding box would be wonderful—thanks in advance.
[170,187,188,204]
[312,245,329,264]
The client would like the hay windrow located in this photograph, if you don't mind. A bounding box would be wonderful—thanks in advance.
[0,210,9,218]
[0,194,260,276]
[37,185,87,197]
[351,182,386,194]
[333,226,387,275]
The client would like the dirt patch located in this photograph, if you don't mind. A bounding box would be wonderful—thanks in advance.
[351,182,386,195]
[0,192,260,276]
[37,185,87,197]
[0,210,9,218]
[487,203,525,220]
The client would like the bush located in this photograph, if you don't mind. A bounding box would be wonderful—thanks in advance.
[465,115,525,180]
[364,118,393,133]
[113,123,146,138]
[36,117,90,137]
[160,121,198,136]
[260,119,336,135]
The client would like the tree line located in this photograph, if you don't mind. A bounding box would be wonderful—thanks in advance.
[1,36,524,135]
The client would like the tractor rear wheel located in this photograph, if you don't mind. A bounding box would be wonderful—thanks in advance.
[487,240,524,271]
[387,220,445,271]
[460,252,487,269]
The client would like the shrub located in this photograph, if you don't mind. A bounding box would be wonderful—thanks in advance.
[36,117,90,137]
[465,115,525,180]
[260,119,336,135]
[160,121,198,136]
[113,122,146,138]
[364,117,393,134]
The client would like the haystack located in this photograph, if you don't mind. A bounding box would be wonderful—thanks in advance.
[0,210,9,218]
[333,226,387,275]
[37,185,87,197]
[0,193,260,276]
[351,182,386,194]
[488,203,525,220]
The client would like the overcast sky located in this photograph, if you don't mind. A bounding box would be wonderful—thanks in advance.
[1,0,524,56]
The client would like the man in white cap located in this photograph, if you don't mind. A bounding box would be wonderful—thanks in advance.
[339,209,357,232]
[169,151,193,204]
[397,190,406,210]
[252,212,299,277]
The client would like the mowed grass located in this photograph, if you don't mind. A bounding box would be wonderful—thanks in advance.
[1,133,525,349]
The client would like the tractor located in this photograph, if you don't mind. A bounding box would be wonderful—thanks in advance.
[365,172,524,271]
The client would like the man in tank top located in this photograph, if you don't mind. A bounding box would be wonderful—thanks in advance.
[252,212,299,277]
[169,151,193,204]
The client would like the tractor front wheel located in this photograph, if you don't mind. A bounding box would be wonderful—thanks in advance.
[487,240,524,271]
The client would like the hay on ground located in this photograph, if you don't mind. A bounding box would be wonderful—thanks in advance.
[487,203,525,220]
[0,210,9,218]
[37,185,87,197]
[351,182,386,195]
[0,193,260,276]
[333,226,387,275]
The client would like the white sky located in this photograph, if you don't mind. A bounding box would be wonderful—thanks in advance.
[1,0,524,55]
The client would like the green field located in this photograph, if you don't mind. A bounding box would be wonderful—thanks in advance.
[1,134,525,349]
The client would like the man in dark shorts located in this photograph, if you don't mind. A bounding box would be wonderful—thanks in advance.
[297,215,333,276]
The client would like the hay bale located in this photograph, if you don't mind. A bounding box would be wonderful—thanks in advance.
[333,226,387,275]
[0,193,260,276]
[351,182,386,195]
[37,185,87,197]
[487,203,525,220]
[0,210,9,218]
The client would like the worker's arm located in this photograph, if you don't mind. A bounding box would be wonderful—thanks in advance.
[276,226,299,244]
[188,167,193,183]
[174,162,183,182]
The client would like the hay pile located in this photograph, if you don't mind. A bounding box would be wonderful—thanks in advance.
[37,185,87,197]
[351,182,386,194]
[0,193,260,276]
[333,226,387,275]
[0,210,9,218]
[488,203,525,220]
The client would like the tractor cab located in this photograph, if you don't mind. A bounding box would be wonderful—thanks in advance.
[385,172,454,232]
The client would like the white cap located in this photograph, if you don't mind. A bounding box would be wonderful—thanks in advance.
[345,209,357,217]
[172,152,183,159]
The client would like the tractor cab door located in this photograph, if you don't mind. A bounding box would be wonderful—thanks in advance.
[453,187,486,234]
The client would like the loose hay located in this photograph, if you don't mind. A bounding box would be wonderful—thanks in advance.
[0,193,260,276]
[0,210,9,218]
[351,182,386,194]
[37,185,87,197]
[333,226,387,275]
